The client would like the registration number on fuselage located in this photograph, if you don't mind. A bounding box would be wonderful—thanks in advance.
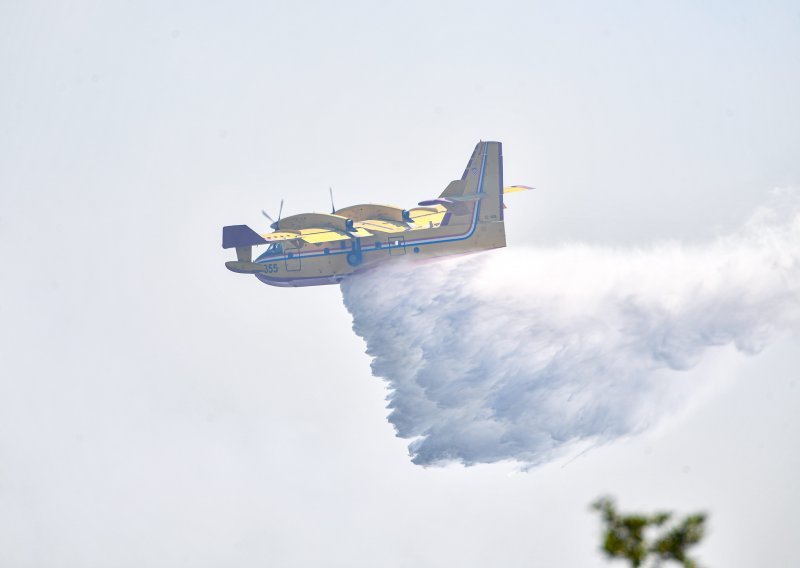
[264,263,280,273]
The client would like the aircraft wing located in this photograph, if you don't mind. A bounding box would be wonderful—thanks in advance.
[256,225,375,246]
[407,207,448,227]
[355,219,409,233]
[261,231,302,242]
[297,227,375,244]
[297,228,353,244]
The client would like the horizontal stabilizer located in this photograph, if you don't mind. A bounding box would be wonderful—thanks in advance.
[222,225,268,249]
[503,185,533,194]
[445,194,484,202]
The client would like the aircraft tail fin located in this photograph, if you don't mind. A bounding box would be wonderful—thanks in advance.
[439,141,504,222]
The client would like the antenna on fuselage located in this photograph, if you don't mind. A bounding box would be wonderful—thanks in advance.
[329,187,336,214]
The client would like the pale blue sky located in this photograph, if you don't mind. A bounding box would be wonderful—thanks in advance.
[1,1,799,566]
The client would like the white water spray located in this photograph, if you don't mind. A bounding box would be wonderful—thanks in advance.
[340,192,800,468]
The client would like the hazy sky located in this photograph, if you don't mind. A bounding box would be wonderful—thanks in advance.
[1,1,799,566]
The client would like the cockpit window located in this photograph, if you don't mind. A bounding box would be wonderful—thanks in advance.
[266,243,284,254]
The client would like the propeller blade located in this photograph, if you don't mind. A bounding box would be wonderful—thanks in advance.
[277,199,284,222]
[329,187,336,214]
[261,209,275,223]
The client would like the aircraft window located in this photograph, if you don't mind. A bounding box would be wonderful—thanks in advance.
[375,242,382,249]
[266,243,284,254]
[323,248,330,255]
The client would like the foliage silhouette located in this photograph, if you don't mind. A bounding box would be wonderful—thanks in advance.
[592,497,706,567]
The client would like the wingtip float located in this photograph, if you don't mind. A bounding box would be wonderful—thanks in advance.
[222,141,531,287]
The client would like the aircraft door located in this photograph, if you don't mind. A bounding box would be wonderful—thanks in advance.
[284,245,301,271]
[388,236,406,256]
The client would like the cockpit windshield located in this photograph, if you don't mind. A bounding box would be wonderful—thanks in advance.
[266,243,284,254]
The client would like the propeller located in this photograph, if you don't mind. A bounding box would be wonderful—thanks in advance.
[261,198,284,230]
[329,186,336,214]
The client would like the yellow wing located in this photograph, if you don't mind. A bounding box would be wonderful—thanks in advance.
[261,227,374,245]
[261,231,301,242]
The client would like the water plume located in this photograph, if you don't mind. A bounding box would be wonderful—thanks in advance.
[340,192,800,468]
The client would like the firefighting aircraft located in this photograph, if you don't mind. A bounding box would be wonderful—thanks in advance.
[222,140,530,287]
